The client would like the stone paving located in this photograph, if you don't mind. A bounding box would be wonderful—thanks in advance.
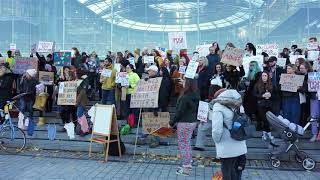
[0,154,319,180]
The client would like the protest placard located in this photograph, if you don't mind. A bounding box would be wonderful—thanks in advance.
[196,44,211,57]
[178,65,186,74]
[57,81,77,105]
[289,55,305,64]
[37,41,55,52]
[10,43,16,51]
[13,57,38,75]
[221,46,245,66]
[185,61,199,79]
[114,63,121,72]
[142,112,170,134]
[101,69,112,77]
[280,74,304,92]
[307,42,319,50]
[308,51,319,61]
[53,52,71,67]
[130,77,162,108]
[197,101,209,122]
[308,72,320,92]
[168,32,187,50]
[39,71,54,85]
[277,58,287,67]
[115,72,129,86]
[143,56,154,64]
[256,44,279,57]
[31,43,37,53]
[128,57,136,68]
[242,55,264,76]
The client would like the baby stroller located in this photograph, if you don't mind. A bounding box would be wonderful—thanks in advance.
[266,111,316,170]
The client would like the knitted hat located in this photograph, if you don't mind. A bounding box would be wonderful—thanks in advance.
[134,48,141,55]
[26,69,37,78]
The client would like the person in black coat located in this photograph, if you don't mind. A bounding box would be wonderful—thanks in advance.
[224,64,245,90]
[196,56,211,100]
[159,67,173,111]
[0,64,14,109]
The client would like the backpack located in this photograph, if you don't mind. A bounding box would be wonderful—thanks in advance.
[223,106,256,141]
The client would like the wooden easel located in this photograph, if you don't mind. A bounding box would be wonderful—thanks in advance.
[88,104,121,162]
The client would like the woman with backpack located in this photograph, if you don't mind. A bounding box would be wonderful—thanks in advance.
[210,87,247,180]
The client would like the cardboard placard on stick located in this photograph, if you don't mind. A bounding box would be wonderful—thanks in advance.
[130,77,162,108]
[57,81,77,105]
[308,72,320,92]
[221,47,245,66]
[197,101,209,122]
[39,71,54,85]
[13,57,38,75]
[142,112,170,134]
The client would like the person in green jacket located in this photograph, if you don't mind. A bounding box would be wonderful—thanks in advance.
[100,57,116,105]
[169,78,200,176]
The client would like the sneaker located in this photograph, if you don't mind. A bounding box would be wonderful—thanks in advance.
[309,135,317,142]
[193,147,205,151]
[267,132,274,140]
[262,131,268,141]
[176,167,190,176]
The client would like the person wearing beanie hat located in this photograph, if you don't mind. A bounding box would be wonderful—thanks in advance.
[20,69,39,136]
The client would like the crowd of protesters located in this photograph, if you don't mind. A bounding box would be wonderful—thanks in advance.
[0,36,320,178]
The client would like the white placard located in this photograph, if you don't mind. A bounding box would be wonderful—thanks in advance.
[197,101,209,122]
[277,58,287,67]
[128,57,136,68]
[307,42,319,50]
[143,56,154,64]
[185,61,199,79]
[289,55,305,64]
[257,44,279,57]
[178,66,186,74]
[308,51,319,61]
[101,69,112,77]
[10,43,16,51]
[115,72,129,86]
[37,41,55,52]
[196,44,211,57]
[58,82,64,94]
[168,32,187,50]
[114,63,121,72]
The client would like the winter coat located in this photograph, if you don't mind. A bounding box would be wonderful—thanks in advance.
[158,68,173,109]
[127,71,140,94]
[197,66,211,100]
[267,66,285,99]
[71,55,82,69]
[224,66,245,89]
[210,90,247,158]
[19,77,39,101]
[206,54,220,73]
[100,64,116,90]
[76,88,89,107]
[170,91,200,126]
[135,56,144,78]
[0,71,14,107]
[243,72,261,115]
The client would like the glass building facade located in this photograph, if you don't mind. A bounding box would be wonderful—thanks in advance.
[0,0,320,56]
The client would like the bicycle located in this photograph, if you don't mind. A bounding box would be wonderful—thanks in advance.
[0,93,27,154]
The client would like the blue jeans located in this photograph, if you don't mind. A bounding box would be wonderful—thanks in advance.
[101,89,116,105]
[282,96,301,124]
[77,106,85,118]
[19,98,34,121]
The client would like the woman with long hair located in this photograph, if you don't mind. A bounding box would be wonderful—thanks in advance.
[169,78,200,176]
[210,62,225,87]
[196,56,211,100]
[245,43,256,56]
[254,71,274,140]
[224,64,245,90]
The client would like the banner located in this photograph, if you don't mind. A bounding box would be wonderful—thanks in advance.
[197,101,209,122]
[57,81,77,105]
[168,32,187,50]
[308,72,320,92]
[221,47,245,66]
[196,44,211,57]
[143,56,154,64]
[13,57,38,75]
[142,112,170,134]
[53,52,71,67]
[257,44,279,57]
[185,61,199,79]
[37,41,55,52]
[242,55,264,76]
[115,72,129,86]
[130,77,162,108]
[280,74,304,92]
[39,71,54,85]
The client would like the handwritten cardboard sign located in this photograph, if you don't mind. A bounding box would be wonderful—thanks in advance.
[53,52,71,67]
[280,74,304,92]
[13,57,38,75]
[308,72,320,92]
[57,81,77,105]
[221,46,245,66]
[143,56,154,64]
[178,65,186,74]
[130,77,162,108]
[115,72,129,86]
[37,41,55,52]
[142,112,170,134]
[197,101,209,122]
[308,51,319,61]
[196,44,211,57]
[39,71,54,85]
[185,61,199,79]
[307,42,319,50]
[257,44,279,57]
[168,32,187,50]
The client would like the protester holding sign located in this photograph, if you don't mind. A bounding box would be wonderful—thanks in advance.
[0,64,14,109]
[224,64,245,90]
[169,78,200,176]
[158,67,173,111]
[5,50,15,69]
[206,43,221,74]
[71,47,81,69]
[171,59,186,96]
[100,57,116,105]
[281,64,301,124]
[210,62,225,87]
[196,56,211,100]
[245,43,257,56]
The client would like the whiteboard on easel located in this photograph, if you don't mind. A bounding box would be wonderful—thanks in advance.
[92,104,113,136]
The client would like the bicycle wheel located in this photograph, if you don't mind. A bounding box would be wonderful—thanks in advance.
[0,125,26,154]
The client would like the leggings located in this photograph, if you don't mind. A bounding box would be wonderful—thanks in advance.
[177,122,197,166]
